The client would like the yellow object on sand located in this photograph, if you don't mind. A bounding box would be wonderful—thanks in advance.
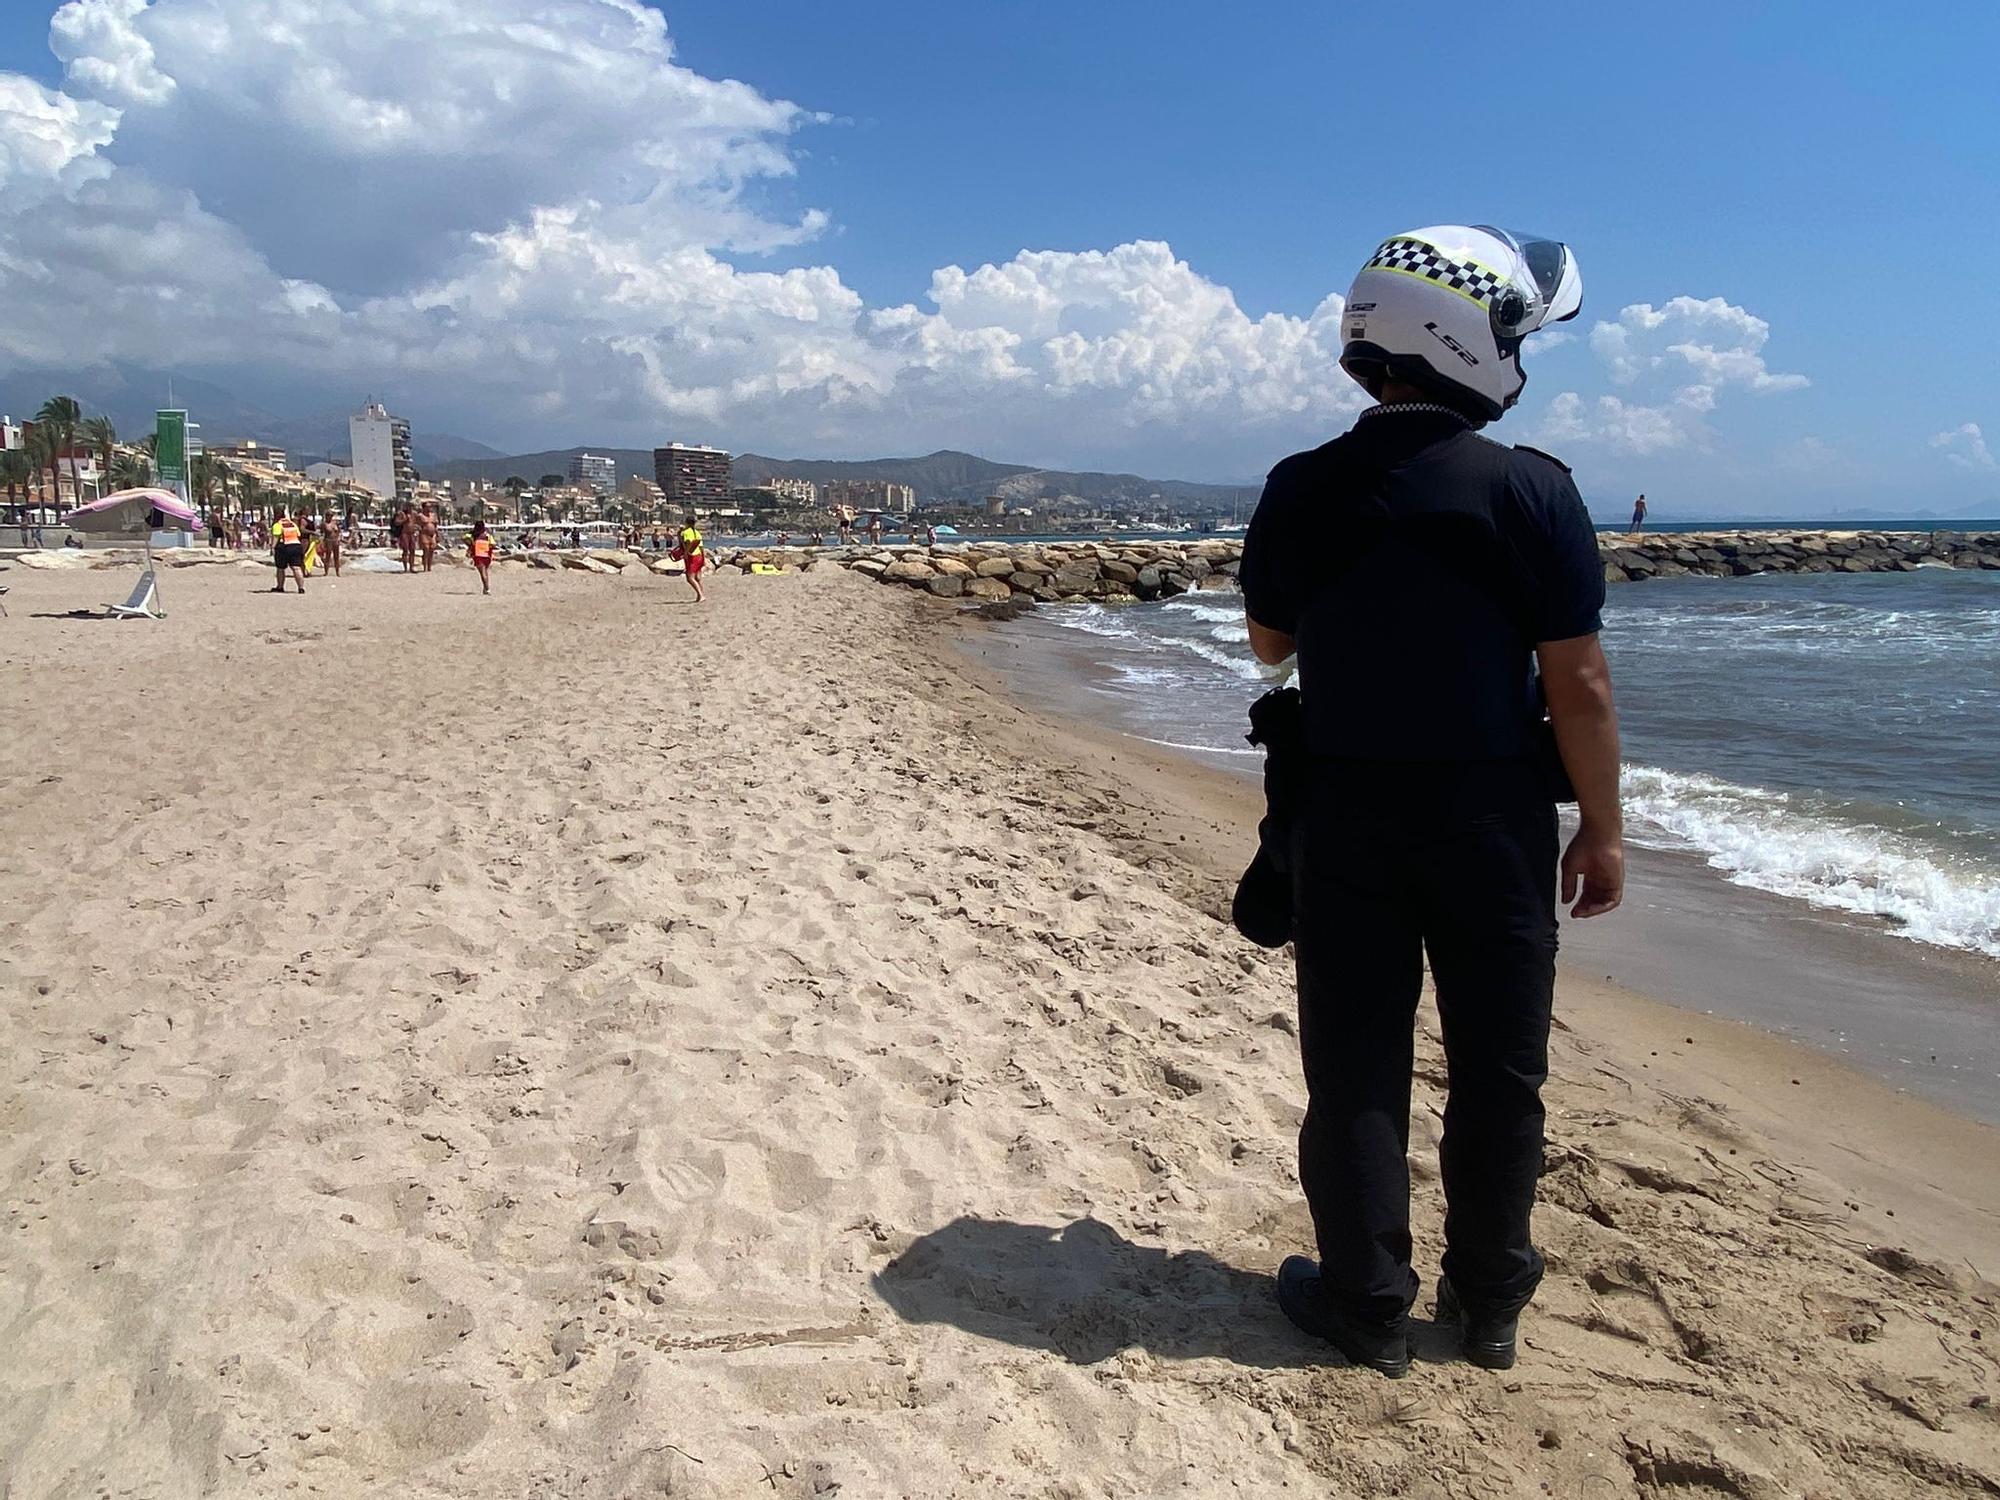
[303,539,320,573]
[749,562,782,575]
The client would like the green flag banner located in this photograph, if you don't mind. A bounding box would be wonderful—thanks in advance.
[155,410,187,489]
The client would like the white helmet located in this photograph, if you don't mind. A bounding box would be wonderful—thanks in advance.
[1340,225,1582,421]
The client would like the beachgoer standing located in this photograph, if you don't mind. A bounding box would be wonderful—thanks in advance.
[418,503,440,573]
[322,512,344,577]
[396,505,417,572]
[1242,225,1622,1379]
[672,518,707,604]
[867,513,883,546]
[468,520,496,595]
[1630,494,1647,531]
[271,511,307,594]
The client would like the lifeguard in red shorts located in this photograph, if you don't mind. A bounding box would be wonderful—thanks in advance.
[672,519,707,604]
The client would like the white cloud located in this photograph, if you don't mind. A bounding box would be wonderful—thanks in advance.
[51,0,174,107]
[0,0,1370,472]
[1539,294,1806,455]
[0,72,119,191]
[1931,422,1994,471]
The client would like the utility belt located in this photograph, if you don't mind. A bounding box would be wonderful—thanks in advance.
[1230,687,1570,950]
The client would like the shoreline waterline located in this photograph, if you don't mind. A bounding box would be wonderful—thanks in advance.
[955,600,2000,1125]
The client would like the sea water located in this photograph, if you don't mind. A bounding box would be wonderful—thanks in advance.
[1034,567,2000,960]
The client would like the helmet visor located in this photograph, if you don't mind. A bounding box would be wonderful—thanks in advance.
[1475,226,1582,331]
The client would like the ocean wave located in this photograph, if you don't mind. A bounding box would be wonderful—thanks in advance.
[1046,603,1143,642]
[1623,765,2000,958]
[1159,598,1245,626]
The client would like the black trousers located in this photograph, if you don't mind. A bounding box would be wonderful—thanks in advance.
[1291,760,1558,1326]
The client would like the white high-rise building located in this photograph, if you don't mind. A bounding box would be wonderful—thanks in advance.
[349,401,413,502]
[569,452,617,494]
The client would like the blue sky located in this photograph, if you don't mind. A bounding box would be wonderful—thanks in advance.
[2,0,1997,512]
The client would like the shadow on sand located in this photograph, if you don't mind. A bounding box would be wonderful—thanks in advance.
[872,1215,1319,1369]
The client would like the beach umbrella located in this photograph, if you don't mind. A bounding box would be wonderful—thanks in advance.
[60,488,203,619]
[63,487,204,536]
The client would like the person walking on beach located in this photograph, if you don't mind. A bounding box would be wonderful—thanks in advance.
[321,512,344,577]
[418,503,440,573]
[395,504,416,572]
[271,511,307,594]
[672,517,707,603]
[467,520,496,594]
[1242,225,1623,1379]
[1629,494,1647,532]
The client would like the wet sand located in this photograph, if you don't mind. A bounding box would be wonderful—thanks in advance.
[959,608,2000,1124]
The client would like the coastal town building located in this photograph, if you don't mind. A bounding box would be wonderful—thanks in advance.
[569,451,617,494]
[211,439,288,470]
[305,461,355,486]
[767,476,818,506]
[1,415,20,451]
[619,475,666,513]
[825,478,916,514]
[349,401,414,502]
[654,442,732,515]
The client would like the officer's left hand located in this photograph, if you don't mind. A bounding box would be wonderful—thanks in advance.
[1561,829,1625,919]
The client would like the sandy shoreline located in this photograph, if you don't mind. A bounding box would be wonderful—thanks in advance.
[956,601,2000,1124]
[2,561,1997,1497]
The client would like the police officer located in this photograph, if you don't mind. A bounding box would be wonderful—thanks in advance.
[1240,225,1624,1378]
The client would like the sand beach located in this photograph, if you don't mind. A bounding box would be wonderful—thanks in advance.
[2,557,1997,1498]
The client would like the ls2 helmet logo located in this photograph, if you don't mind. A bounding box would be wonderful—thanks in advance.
[1424,321,1479,367]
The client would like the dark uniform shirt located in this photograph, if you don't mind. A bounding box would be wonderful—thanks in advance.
[1241,405,1603,763]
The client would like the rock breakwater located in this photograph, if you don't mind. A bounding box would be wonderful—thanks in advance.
[709,530,2000,602]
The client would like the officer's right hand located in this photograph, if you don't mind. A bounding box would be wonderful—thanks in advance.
[1561,829,1625,919]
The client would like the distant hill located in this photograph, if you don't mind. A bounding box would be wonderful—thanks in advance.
[431,445,1257,512]
[429,447,656,487]
[0,363,498,471]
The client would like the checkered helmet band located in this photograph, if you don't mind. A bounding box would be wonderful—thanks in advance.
[1364,236,1507,306]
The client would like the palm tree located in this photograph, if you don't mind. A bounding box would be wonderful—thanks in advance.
[109,451,151,491]
[82,415,116,496]
[1,449,30,532]
[35,396,82,507]
[25,424,61,522]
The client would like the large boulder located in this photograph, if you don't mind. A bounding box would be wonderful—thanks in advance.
[974,556,1017,578]
[933,557,974,578]
[881,559,935,584]
[1052,566,1099,594]
[925,573,966,598]
[1101,558,1140,585]
[1008,571,1043,593]
[963,577,1013,602]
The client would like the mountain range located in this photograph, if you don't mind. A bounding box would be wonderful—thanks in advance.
[3,364,1257,509]
[428,447,1258,511]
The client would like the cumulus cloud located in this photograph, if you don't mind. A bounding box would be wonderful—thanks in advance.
[0,0,1362,470]
[51,0,174,106]
[1932,422,1994,471]
[1539,295,1806,454]
[0,72,119,191]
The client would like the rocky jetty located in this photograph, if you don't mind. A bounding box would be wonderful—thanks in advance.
[719,539,1245,602]
[1594,530,2000,583]
[707,530,2000,601]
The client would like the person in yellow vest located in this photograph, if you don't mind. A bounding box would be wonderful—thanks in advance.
[670,518,707,603]
[271,512,307,594]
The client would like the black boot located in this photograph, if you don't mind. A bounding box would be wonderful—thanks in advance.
[1276,1257,1411,1378]
[1435,1277,1521,1370]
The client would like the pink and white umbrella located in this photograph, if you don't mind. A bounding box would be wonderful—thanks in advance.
[63,487,205,535]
